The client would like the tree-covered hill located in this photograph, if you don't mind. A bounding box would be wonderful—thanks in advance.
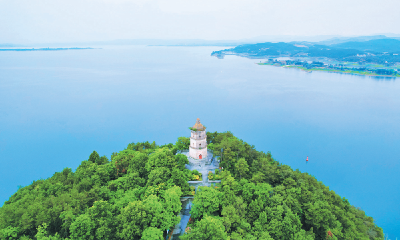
[0,132,383,240]
[211,39,400,64]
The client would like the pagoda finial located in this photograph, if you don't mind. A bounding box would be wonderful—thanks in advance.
[192,118,204,130]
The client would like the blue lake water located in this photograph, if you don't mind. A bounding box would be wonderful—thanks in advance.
[0,46,399,238]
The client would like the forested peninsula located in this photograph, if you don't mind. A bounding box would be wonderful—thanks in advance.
[211,37,400,77]
[0,132,383,240]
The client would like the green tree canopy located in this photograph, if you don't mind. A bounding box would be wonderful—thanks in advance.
[88,151,100,164]
[190,187,222,220]
[0,132,384,240]
[140,227,163,240]
[175,137,190,152]
[180,216,228,240]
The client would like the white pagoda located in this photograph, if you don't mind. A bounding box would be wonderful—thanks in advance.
[189,118,207,160]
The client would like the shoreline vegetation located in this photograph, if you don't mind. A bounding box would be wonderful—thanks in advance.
[211,37,400,78]
[0,132,385,239]
[258,61,400,78]
[0,47,95,51]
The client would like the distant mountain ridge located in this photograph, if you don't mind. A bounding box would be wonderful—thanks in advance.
[330,39,400,52]
[2,35,399,48]
[317,35,400,45]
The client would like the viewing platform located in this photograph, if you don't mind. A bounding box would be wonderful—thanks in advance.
[180,150,213,167]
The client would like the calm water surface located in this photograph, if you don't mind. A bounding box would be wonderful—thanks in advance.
[0,46,399,237]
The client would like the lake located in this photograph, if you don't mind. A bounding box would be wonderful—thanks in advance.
[0,46,399,238]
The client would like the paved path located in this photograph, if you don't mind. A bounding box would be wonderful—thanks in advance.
[170,151,220,239]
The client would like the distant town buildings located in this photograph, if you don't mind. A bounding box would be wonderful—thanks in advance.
[265,58,399,76]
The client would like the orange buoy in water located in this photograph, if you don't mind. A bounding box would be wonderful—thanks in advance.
[306,156,309,163]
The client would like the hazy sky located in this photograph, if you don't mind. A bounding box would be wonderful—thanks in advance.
[1,0,400,43]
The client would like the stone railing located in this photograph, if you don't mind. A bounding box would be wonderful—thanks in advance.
[190,136,206,141]
[189,145,207,150]
[208,180,222,183]
[188,180,203,183]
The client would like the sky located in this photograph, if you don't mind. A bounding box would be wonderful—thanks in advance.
[1,0,400,43]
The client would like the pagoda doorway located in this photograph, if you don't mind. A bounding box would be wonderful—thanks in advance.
[199,154,202,159]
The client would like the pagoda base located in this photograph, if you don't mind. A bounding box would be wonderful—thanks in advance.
[180,150,213,166]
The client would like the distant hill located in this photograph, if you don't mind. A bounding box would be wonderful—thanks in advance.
[211,42,366,60]
[317,35,394,45]
[331,39,400,53]
[211,36,400,64]
[218,42,306,56]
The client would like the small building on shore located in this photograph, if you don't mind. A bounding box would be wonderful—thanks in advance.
[189,118,207,160]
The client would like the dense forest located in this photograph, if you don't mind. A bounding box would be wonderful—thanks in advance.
[0,132,383,239]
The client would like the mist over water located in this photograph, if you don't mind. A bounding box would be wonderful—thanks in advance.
[0,46,399,237]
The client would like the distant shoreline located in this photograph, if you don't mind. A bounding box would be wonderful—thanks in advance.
[258,62,400,78]
[0,47,96,51]
[211,39,400,78]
